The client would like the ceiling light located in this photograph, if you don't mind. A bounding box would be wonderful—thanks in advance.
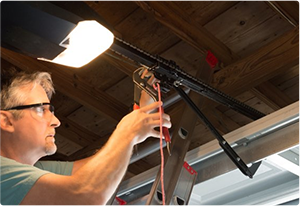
[2,2,114,68]
[38,20,114,68]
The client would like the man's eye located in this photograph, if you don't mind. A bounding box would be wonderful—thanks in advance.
[36,106,46,113]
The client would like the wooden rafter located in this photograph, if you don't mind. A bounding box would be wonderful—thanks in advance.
[267,1,299,27]
[213,27,299,97]
[252,81,295,110]
[135,1,240,66]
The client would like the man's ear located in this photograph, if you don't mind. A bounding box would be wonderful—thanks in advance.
[0,111,15,133]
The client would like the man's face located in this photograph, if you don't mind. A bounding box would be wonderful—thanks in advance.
[13,84,61,157]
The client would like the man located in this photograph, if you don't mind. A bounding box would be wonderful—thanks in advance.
[0,69,171,204]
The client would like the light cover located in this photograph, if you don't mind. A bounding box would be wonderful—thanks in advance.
[38,20,114,68]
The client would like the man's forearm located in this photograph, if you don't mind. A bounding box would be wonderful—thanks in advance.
[71,129,135,204]
[68,101,169,204]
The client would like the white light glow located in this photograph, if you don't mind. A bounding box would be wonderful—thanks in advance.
[38,20,114,68]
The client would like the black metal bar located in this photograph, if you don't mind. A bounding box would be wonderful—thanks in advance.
[173,85,261,178]
[110,38,265,120]
[110,37,156,68]
[151,64,266,120]
[111,37,262,178]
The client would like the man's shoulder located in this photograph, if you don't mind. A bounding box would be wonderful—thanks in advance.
[0,156,51,205]
[1,156,50,175]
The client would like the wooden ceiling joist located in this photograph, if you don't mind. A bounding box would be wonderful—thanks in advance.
[252,81,295,110]
[213,26,299,97]
[136,1,240,66]
[267,1,299,27]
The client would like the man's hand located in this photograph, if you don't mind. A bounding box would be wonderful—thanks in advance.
[139,68,159,108]
[116,101,171,145]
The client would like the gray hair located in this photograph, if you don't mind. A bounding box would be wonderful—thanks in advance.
[1,70,55,119]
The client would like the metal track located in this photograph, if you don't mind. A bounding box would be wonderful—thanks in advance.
[110,37,265,120]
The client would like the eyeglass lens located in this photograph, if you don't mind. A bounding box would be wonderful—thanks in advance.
[30,104,55,121]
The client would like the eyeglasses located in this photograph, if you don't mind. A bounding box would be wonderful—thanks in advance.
[2,102,55,121]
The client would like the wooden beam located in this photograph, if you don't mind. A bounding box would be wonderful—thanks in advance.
[212,26,299,97]
[202,107,241,135]
[67,133,111,160]
[103,50,139,77]
[1,48,128,122]
[56,114,103,145]
[252,81,295,110]
[135,1,239,65]
[267,1,299,27]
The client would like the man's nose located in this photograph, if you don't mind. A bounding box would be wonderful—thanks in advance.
[51,114,61,128]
